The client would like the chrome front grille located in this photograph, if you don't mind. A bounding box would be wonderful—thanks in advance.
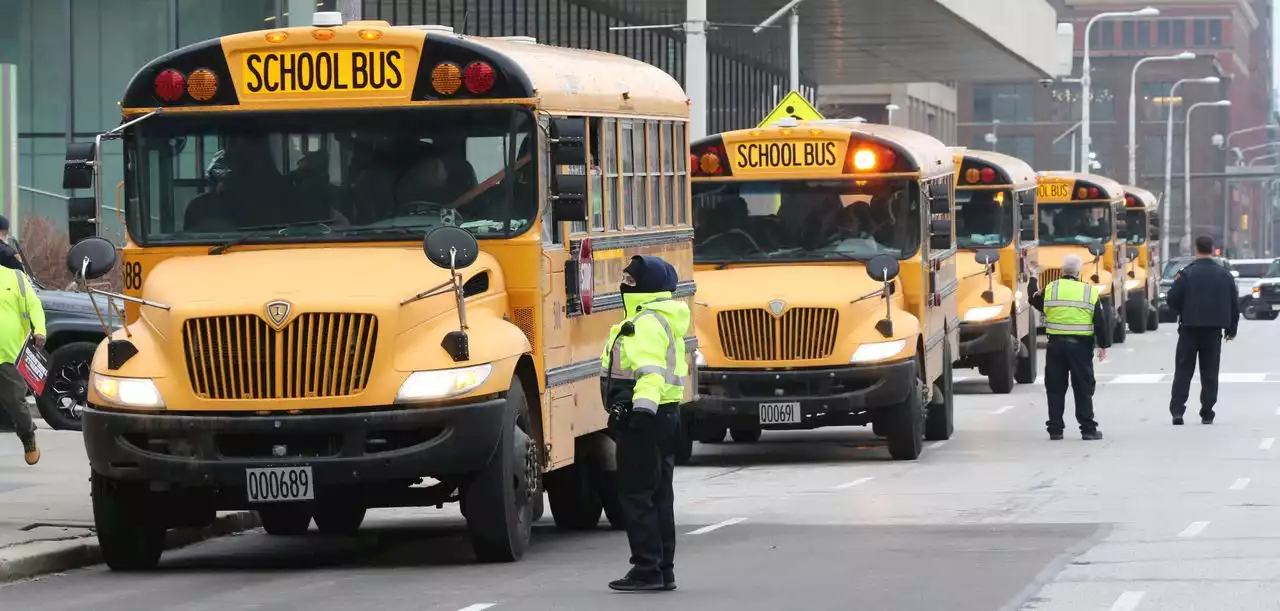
[716,307,839,361]
[183,313,378,400]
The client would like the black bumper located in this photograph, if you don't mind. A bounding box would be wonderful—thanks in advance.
[958,318,1011,359]
[82,397,507,487]
[689,359,916,430]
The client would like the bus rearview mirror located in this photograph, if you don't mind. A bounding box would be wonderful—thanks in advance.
[1088,242,1106,257]
[1020,218,1036,241]
[63,141,97,190]
[551,171,589,222]
[866,255,900,282]
[66,236,117,280]
[549,118,587,166]
[423,225,479,270]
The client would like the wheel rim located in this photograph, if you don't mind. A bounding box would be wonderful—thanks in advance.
[49,359,90,420]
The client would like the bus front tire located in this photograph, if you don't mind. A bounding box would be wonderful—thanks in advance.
[258,504,313,536]
[886,367,925,460]
[465,380,535,563]
[1015,327,1038,385]
[1112,308,1127,344]
[730,428,762,443]
[1128,298,1149,334]
[1146,306,1160,331]
[313,498,366,536]
[987,336,1016,394]
[92,472,165,571]
[544,461,604,530]
[926,342,955,441]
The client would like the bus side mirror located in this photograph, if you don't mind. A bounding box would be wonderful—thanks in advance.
[1149,226,1161,241]
[866,255,900,282]
[929,218,952,250]
[66,236,117,280]
[549,118,589,223]
[1126,246,1139,261]
[1088,242,1106,257]
[63,141,97,190]
[975,249,1000,266]
[1020,218,1036,241]
[422,226,480,362]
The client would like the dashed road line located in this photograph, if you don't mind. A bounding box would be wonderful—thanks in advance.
[1109,591,1146,611]
[991,405,1014,415]
[456,605,497,611]
[1230,478,1252,491]
[687,517,747,535]
[833,477,874,490]
[1260,438,1275,451]
[1111,374,1164,384]
[1177,521,1210,538]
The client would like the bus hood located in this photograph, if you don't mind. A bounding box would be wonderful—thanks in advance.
[136,246,500,337]
[956,250,1014,321]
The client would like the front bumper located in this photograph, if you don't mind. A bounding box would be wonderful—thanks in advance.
[82,396,507,488]
[958,318,1011,359]
[689,359,917,430]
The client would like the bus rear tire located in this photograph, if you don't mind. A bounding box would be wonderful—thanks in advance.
[1128,298,1149,334]
[1146,306,1159,331]
[886,364,924,460]
[1015,321,1038,385]
[92,472,166,571]
[465,380,535,563]
[544,461,603,530]
[1112,308,1127,344]
[926,342,955,441]
[987,336,1015,395]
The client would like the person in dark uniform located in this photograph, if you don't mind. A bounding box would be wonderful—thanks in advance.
[600,255,690,592]
[0,217,25,271]
[1031,254,1111,440]
[1166,235,1239,425]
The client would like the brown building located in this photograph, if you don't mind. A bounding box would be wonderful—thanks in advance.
[958,0,1275,257]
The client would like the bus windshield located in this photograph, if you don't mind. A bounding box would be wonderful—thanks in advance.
[1038,203,1112,246]
[1123,209,1146,244]
[955,189,1014,249]
[692,179,921,264]
[125,108,537,246]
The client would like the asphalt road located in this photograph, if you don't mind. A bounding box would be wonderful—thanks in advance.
[5,318,1280,610]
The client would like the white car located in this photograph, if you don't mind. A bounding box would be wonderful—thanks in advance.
[1231,258,1279,320]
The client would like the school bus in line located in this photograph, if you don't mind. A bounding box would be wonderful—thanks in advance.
[61,14,697,570]
[1034,172,1128,343]
[684,119,959,462]
[1119,185,1162,334]
[950,149,1039,393]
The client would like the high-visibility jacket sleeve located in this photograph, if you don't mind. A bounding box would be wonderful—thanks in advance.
[620,315,669,414]
[21,273,45,337]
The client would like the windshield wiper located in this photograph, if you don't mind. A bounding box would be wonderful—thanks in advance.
[208,220,334,255]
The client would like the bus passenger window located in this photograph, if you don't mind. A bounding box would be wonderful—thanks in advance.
[633,120,649,226]
[621,121,637,227]
[647,121,661,226]
[604,118,620,230]
[675,124,688,224]
[588,118,606,231]
[661,122,675,226]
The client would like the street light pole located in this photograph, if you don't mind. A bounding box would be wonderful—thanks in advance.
[1128,51,1195,185]
[885,103,899,125]
[1185,100,1231,255]
[1081,7,1161,173]
[1162,76,1219,264]
[754,0,807,93]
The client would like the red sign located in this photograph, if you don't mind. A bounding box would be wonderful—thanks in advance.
[578,238,594,315]
[15,335,49,396]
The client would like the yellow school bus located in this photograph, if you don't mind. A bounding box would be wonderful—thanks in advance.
[1034,172,1128,343]
[951,149,1039,393]
[1119,186,1161,333]
[685,119,959,461]
[60,15,696,570]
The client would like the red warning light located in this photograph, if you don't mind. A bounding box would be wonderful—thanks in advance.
[154,69,186,103]
[979,168,996,184]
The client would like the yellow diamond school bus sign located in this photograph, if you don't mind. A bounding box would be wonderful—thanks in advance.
[759,91,824,127]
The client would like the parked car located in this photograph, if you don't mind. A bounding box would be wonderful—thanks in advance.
[1230,258,1278,320]
[1241,258,1280,321]
[1159,256,1234,322]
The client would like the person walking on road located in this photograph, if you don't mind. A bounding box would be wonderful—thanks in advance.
[0,263,44,464]
[1032,253,1111,441]
[1166,236,1239,425]
[600,255,689,592]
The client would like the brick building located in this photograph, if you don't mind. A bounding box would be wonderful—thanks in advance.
[958,0,1276,257]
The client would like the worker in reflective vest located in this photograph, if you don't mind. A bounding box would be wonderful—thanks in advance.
[1031,254,1111,441]
[600,255,689,592]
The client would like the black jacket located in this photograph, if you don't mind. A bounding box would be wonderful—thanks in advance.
[0,243,23,272]
[1030,275,1113,348]
[1167,257,1240,336]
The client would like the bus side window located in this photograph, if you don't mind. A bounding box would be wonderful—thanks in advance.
[621,120,638,227]
[587,118,606,231]
[661,121,675,226]
[632,120,648,227]
[604,118,620,230]
[647,120,661,226]
[675,123,689,225]
[541,118,562,245]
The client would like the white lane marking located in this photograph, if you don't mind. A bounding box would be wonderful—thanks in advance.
[1230,478,1252,491]
[456,605,497,611]
[1275,406,1280,416]
[1112,374,1165,384]
[1220,373,1267,383]
[833,477,874,490]
[1034,375,1044,385]
[687,517,747,535]
[1261,438,1275,451]
[928,440,949,450]
[1109,591,1146,611]
[1178,521,1210,538]
[991,405,1014,415]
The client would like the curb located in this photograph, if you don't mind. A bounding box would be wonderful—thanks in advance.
[0,511,260,582]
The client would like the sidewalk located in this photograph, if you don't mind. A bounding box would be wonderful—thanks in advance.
[0,419,258,581]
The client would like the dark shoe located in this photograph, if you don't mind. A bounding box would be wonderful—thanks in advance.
[1201,412,1215,425]
[1172,417,1184,426]
[18,433,38,466]
[609,576,665,592]
[1081,430,1103,441]
[663,571,677,591]
[1048,431,1064,440]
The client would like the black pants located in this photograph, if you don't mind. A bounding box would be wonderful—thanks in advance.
[1169,326,1223,418]
[615,403,680,582]
[1044,336,1098,433]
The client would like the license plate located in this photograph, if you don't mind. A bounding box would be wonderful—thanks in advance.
[759,401,803,424]
[246,466,314,503]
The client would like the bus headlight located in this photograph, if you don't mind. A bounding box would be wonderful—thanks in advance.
[851,339,907,364]
[92,375,165,409]
[694,349,707,367]
[963,305,1005,322]
[396,364,492,402]
[1124,279,1141,291]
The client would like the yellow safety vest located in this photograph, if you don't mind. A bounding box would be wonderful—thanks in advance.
[600,292,690,413]
[1043,278,1098,336]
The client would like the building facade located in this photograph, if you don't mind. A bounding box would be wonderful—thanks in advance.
[817,82,959,145]
[958,0,1275,257]
[0,0,806,244]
